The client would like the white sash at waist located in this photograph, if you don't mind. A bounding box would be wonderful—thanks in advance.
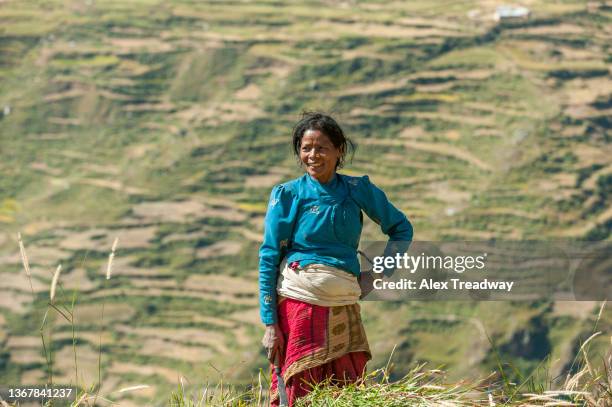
[277,258,361,306]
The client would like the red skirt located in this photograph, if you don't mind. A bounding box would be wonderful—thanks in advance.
[270,297,371,406]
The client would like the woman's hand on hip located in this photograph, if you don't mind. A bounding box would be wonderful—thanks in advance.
[262,323,285,363]
[359,271,375,299]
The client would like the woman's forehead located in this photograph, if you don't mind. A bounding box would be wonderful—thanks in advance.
[302,129,333,144]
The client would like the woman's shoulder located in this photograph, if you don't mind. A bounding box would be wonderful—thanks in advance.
[270,175,306,198]
[338,173,373,188]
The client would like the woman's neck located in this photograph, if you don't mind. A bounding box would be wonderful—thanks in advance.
[308,172,337,185]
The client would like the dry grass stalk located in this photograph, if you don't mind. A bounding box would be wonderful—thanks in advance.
[73,392,88,406]
[117,384,150,393]
[17,232,31,277]
[50,264,62,302]
[258,370,263,406]
[596,301,606,321]
[106,237,119,280]
[580,332,601,378]
[580,332,602,352]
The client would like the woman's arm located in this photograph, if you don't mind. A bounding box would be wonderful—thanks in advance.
[259,184,299,325]
[356,176,413,277]
[358,175,413,241]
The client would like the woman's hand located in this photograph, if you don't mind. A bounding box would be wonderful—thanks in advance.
[262,323,285,363]
[359,271,375,299]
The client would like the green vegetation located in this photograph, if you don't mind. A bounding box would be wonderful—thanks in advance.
[0,0,610,404]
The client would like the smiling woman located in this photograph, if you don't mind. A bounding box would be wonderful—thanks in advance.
[259,112,414,406]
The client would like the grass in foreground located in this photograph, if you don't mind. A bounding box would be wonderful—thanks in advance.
[165,343,611,407]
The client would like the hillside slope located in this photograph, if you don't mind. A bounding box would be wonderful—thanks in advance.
[0,0,610,405]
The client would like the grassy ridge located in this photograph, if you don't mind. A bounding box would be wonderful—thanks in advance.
[0,0,610,404]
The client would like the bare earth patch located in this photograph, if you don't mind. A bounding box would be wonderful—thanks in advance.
[43,87,86,102]
[61,267,97,291]
[183,274,257,295]
[470,208,544,221]
[109,361,183,384]
[9,349,45,365]
[30,161,63,176]
[130,200,245,223]
[195,240,242,259]
[108,37,174,54]
[174,101,264,126]
[116,325,229,354]
[561,77,612,105]
[130,278,178,289]
[106,256,172,278]
[583,164,612,190]
[411,111,496,127]
[0,245,70,268]
[244,173,283,188]
[6,336,41,348]
[228,307,260,325]
[333,80,406,97]
[234,83,261,100]
[361,139,492,171]
[399,126,427,139]
[138,338,213,363]
[0,272,47,292]
[0,291,32,313]
[125,143,157,159]
[21,369,46,384]
[54,330,113,346]
[440,229,498,239]
[161,231,208,244]
[77,178,148,195]
[123,102,175,112]
[59,227,157,251]
[237,227,264,242]
[53,344,100,385]
[80,163,121,176]
[510,23,585,36]
[572,144,611,166]
[53,303,136,327]
[553,301,597,318]
[157,311,238,328]
[87,287,256,305]
[315,21,470,39]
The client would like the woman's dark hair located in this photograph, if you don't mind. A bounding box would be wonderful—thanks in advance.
[291,111,356,169]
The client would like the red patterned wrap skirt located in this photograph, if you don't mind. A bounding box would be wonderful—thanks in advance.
[270,297,371,406]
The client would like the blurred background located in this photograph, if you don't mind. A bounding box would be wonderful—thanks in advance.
[0,0,610,405]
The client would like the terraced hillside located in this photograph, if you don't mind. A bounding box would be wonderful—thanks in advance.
[0,0,610,405]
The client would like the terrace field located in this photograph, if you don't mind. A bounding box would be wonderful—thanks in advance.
[0,0,610,405]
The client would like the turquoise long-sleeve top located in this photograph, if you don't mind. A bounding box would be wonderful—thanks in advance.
[258,172,413,325]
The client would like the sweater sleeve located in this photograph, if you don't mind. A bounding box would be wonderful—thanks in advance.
[258,184,299,325]
[359,176,413,276]
[360,175,413,241]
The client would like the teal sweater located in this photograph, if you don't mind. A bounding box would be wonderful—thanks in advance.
[258,173,413,324]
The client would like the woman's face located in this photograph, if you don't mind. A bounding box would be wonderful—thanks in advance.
[299,129,342,184]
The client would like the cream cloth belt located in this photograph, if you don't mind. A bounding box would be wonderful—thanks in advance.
[277,258,361,306]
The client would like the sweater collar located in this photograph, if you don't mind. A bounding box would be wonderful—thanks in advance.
[306,172,338,189]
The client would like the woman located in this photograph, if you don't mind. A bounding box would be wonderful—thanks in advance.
[259,112,413,406]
